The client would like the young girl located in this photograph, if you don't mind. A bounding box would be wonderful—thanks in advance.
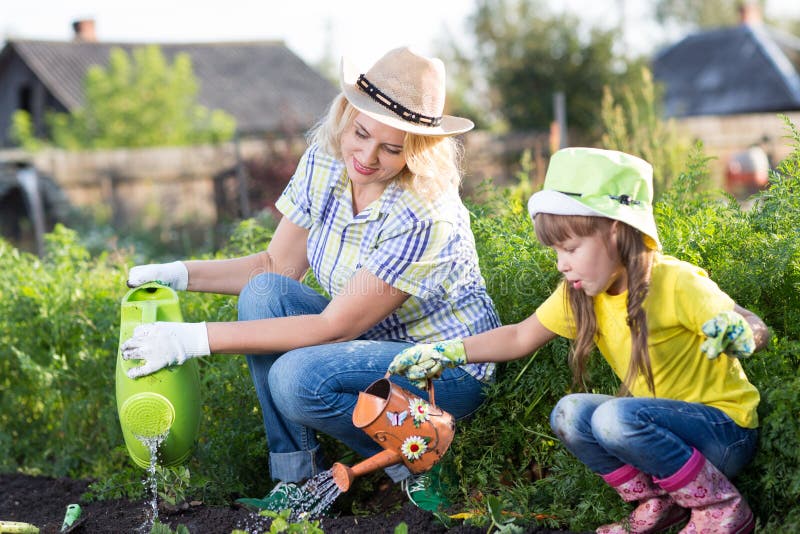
[389,147,768,534]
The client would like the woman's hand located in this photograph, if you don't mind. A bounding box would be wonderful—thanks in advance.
[121,322,210,378]
[388,340,466,388]
[127,261,188,290]
[700,310,755,359]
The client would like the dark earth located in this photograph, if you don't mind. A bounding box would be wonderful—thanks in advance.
[0,473,587,533]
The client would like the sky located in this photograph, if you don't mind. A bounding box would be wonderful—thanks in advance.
[2,0,799,71]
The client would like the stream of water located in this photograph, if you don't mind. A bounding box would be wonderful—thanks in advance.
[295,469,343,520]
[132,436,343,530]
[136,433,166,533]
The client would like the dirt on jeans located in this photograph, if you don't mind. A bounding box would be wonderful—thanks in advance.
[0,472,587,534]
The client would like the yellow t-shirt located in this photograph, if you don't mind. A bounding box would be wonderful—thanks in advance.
[535,254,759,428]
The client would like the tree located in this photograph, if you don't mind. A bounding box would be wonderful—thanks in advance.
[13,45,236,150]
[653,0,763,29]
[653,0,800,38]
[441,0,640,137]
[601,67,692,197]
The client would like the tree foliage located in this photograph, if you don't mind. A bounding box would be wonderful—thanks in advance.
[601,66,692,197]
[13,45,236,150]
[653,0,800,41]
[446,0,638,136]
[653,0,764,29]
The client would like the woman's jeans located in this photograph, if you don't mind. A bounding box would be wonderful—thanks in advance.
[238,273,488,484]
[550,393,758,480]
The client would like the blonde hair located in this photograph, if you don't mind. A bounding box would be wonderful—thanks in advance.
[534,213,656,395]
[307,94,463,198]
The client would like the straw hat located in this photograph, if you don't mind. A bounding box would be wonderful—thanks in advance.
[527,147,661,250]
[340,47,474,136]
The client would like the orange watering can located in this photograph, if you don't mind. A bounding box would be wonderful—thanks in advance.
[331,373,455,491]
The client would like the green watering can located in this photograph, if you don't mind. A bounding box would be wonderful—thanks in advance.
[115,282,201,468]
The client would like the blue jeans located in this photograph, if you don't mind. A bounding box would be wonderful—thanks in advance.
[238,273,488,483]
[550,393,758,479]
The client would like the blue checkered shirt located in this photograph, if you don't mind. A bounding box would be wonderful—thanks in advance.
[274,144,500,382]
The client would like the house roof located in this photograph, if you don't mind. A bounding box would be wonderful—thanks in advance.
[3,39,338,134]
[652,23,800,117]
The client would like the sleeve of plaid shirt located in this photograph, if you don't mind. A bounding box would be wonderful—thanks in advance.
[365,217,453,299]
[274,145,319,229]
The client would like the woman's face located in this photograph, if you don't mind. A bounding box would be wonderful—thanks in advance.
[340,112,406,188]
[551,225,626,296]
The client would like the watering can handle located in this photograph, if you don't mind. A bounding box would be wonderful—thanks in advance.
[140,301,158,324]
[383,372,436,407]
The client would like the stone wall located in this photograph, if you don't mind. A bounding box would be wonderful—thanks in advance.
[5,137,306,232]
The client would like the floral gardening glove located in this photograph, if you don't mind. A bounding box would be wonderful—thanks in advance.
[387,339,467,388]
[700,310,755,360]
[121,322,210,378]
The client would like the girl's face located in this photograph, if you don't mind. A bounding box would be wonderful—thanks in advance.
[551,224,627,296]
[340,112,406,189]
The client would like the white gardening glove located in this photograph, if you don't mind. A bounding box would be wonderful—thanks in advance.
[127,261,189,290]
[121,322,210,379]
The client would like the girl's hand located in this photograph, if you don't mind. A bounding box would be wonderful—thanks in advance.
[387,340,466,388]
[700,310,755,359]
[121,322,209,378]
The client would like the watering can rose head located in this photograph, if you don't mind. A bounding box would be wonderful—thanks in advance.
[121,322,210,379]
[387,339,467,388]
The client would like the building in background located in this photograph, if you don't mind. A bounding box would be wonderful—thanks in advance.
[652,2,800,194]
[0,19,337,146]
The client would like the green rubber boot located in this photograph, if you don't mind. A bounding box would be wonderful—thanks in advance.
[401,463,451,512]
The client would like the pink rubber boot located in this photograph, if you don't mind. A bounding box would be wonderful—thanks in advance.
[596,464,689,534]
[654,448,754,534]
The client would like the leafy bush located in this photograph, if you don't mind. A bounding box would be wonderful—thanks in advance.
[601,66,693,197]
[2,122,800,532]
[11,45,236,150]
[446,121,800,531]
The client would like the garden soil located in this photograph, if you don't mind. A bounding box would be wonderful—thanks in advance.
[0,472,587,534]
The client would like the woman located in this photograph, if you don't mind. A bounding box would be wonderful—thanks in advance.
[121,47,500,511]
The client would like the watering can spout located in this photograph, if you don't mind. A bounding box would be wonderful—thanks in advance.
[331,449,403,492]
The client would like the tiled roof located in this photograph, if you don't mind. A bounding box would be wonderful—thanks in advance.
[6,39,338,134]
[652,24,800,117]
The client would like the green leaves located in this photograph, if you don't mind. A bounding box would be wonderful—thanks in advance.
[3,117,800,530]
[29,45,236,150]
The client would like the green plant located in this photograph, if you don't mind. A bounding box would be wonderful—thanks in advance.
[3,118,800,531]
[256,509,324,533]
[155,465,198,508]
[149,521,190,534]
[12,45,236,150]
[8,110,44,151]
[485,495,525,534]
[601,66,693,196]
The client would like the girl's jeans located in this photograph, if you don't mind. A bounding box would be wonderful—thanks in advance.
[238,273,488,483]
[550,393,758,479]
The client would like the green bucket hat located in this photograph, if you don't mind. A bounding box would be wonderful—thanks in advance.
[527,147,660,250]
